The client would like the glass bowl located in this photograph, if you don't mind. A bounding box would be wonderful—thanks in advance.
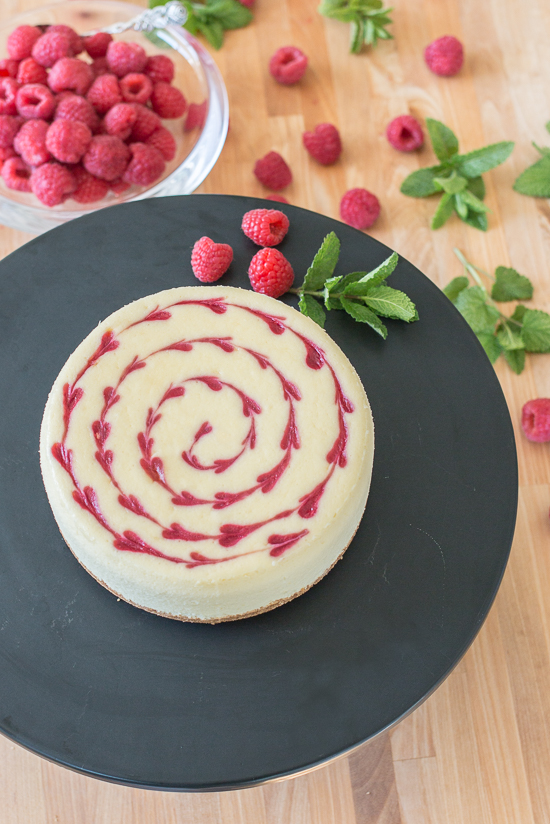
[0,0,228,234]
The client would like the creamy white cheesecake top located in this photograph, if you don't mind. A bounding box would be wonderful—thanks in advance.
[40,286,374,622]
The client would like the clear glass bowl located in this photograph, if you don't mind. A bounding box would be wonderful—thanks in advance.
[0,1,229,234]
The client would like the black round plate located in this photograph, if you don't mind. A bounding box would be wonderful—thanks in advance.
[0,195,517,791]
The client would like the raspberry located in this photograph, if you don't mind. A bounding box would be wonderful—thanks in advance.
[14,118,51,166]
[129,103,160,141]
[424,35,464,77]
[248,247,294,297]
[7,26,41,61]
[302,123,342,165]
[16,57,47,86]
[145,55,175,85]
[145,126,176,161]
[242,208,289,246]
[46,119,92,164]
[71,165,110,203]
[103,103,136,140]
[266,194,289,203]
[48,57,93,96]
[521,399,550,443]
[106,41,147,78]
[32,31,73,68]
[55,93,100,132]
[86,73,122,114]
[269,46,308,85]
[0,114,21,148]
[238,0,254,6]
[110,178,131,195]
[191,236,233,282]
[184,100,207,132]
[0,78,19,116]
[120,73,153,105]
[83,134,130,181]
[47,25,83,56]
[254,151,292,190]
[83,32,112,59]
[0,146,17,163]
[1,156,32,192]
[0,59,19,79]
[150,82,186,119]
[16,83,55,119]
[30,161,76,206]
[123,142,165,186]
[91,57,109,78]
[340,188,380,230]
[386,115,424,152]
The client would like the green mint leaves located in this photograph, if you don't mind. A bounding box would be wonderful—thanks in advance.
[292,232,417,337]
[400,119,514,231]
[444,248,549,374]
[149,0,253,49]
[513,123,550,197]
[318,0,393,54]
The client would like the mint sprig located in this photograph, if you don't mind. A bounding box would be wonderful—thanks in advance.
[149,0,253,49]
[318,0,393,54]
[400,119,514,231]
[444,249,549,374]
[291,232,417,337]
[513,122,550,197]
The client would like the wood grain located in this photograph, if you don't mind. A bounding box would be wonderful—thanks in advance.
[1,0,550,821]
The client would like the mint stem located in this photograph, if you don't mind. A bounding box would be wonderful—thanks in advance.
[452,247,523,328]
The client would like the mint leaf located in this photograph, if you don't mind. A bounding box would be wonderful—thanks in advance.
[521,309,550,352]
[431,192,455,229]
[433,172,467,195]
[454,286,500,333]
[476,331,502,364]
[299,293,326,327]
[400,165,446,197]
[324,274,343,292]
[443,276,469,302]
[323,285,343,310]
[341,251,398,294]
[460,189,490,213]
[504,348,525,374]
[426,118,459,162]
[513,154,550,197]
[491,267,533,301]
[454,194,468,220]
[466,176,486,200]
[460,210,488,231]
[208,0,253,28]
[455,141,514,178]
[510,304,527,324]
[196,18,224,48]
[363,285,417,321]
[496,322,525,351]
[340,297,387,338]
[302,232,340,291]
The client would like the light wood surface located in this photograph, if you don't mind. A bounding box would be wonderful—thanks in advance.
[1,0,550,821]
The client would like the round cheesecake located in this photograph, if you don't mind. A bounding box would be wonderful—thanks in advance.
[40,286,374,622]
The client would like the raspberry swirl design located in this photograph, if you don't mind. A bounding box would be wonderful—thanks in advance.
[49,295,355,570]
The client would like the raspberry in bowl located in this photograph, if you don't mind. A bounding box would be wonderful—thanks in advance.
[0,1,228,234]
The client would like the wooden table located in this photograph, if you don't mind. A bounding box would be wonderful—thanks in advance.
[2,0,550,821]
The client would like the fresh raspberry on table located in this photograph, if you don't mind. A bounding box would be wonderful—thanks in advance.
[47,25,83,56]
[48,57,94,96]
[0,59,19,79]
[129,103,160,141]
[104,102,137,141]
[191,236,233,283]
[248,247,294,297]
[150,82,186,119]
[265,194,289,203]
[71,165,110,203]
[424,35,464,77]
[1,156,32,192]
[0,114,22,148]
[30,161,76,206]
[119,73,153,105]
[521,399,550,443]
[106,41,147,78]
[340,188,380,230]
[303,123,342,165]
[55,93,99,132]
[144,55,175,85]
[184,100,207,132]
[269,46,308,85]
[16,83,55,119]
[254,151,292,190]
[386,115,424,152]
[145,126,176,161]
[0,78,19,116]
[7,26,41,61]
[91,57,109,78]
[83,134,130,181]
[123,142,165,186]
[46,119,92,164]
[86,73,122,114]
[83,32,112,60]
[16,57,47,86]
[14,118,51,166]
[32,31,73,68]
[242,208,289,246]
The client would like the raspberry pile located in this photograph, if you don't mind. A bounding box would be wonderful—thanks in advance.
[0,24,188,207]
